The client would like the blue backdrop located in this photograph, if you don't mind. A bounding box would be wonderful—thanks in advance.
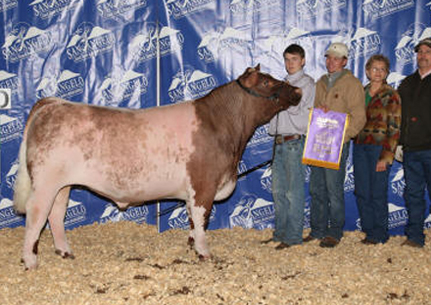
[0,0,430,235]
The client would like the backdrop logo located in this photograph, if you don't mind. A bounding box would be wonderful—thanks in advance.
[0,114,24,144]
[261,28,312,55]
[344,157,354,192]
[97,0,147,19]
[260,166,272,194]
[30,0,80,20]
[229,0,280,15]
[2,23,53,63]
[64,199,87,228]
[0,71,19,101]
[246,125,271,149]
[197,27,251,63]
[5,160,18,190]
[66,22,115,62]
[166,0,215,19]
[121,206,149,223]
[362,0,414,20]
[390,166,405,197]
[100,203,149,224]
[395,24,430,67]
[230,194,274,230]
[168,67,217,103]
[350,27,381,58]
[296,0,346,20]
[387,72,406,89]
[131,24,184,63]
[0,198,23,229]
[101,70,148,106]
[334,27,381,59]
[237,160,248,177]
[0,0,17,12]
[388,203,408,229]
[36,70,84,99]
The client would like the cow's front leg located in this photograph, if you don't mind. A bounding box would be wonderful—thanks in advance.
[186,197,213,260]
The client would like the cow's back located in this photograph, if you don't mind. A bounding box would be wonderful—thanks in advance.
[26,99,199,204]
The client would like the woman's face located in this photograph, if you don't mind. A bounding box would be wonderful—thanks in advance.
[366,60,388,83]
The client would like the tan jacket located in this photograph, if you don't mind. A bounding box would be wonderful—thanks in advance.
[314,69,366,142]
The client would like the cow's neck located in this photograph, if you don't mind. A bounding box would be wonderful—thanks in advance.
[194,81,281,156]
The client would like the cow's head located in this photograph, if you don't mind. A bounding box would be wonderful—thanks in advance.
[237,64,302,110]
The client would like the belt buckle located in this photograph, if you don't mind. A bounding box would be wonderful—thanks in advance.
[275,135,283,145]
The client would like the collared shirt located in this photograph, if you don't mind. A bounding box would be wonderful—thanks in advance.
[327,70,343,89]
[269,70,315,136]
[420,68,431,79]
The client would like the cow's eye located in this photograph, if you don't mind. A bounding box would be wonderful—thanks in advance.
[263,80,268,86]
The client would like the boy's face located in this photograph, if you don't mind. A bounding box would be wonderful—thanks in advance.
[284,52,305,75]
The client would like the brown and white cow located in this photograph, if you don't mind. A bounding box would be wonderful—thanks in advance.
[13,65,301,269]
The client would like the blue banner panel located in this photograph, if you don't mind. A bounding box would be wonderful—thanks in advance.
[1,0,430,237]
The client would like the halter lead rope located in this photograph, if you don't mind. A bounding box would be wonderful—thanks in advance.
[236,79,281,103]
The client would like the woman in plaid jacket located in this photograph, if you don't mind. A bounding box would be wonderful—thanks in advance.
[353,54,402,245]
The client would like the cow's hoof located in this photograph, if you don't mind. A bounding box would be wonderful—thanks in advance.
[55,249,75,259]
[198,254,211,261]
[21,257,37,271]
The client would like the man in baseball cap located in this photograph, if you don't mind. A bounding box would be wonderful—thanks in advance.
[304,41,366,248]
[398,36,431,248]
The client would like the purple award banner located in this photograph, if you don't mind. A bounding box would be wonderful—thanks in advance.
[302,108,349,170]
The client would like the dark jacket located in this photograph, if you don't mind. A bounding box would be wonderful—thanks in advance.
[398,71,431,152]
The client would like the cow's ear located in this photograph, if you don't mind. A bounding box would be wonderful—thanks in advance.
[243,71,259,87]
[254,64,261,71]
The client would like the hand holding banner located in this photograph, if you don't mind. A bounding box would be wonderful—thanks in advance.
[302,108,349,170]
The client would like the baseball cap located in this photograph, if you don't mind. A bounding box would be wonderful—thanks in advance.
[414,37,431,52]
[325,42,349,58]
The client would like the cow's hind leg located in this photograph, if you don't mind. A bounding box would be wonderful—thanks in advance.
[48,186,75,260]
[22,188,59,270]
[186,195,213,260]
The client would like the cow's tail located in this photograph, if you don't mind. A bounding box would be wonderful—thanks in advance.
[13,135,31,214]
[13,97,62,214]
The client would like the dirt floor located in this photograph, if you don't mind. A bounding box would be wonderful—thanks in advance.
[1,222,430,305]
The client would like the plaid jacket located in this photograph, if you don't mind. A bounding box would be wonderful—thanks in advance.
[354,83,402,164]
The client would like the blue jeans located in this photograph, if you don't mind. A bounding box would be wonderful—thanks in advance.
[309,142,350,241]
[353,144,390,243]
[403,149,431,246]
[272,137,306,245]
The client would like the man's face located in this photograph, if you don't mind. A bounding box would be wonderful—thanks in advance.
[325,54,347,73]
[284,53,305,75]
[417,45,431,73]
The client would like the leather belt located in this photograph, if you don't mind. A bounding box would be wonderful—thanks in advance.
[275,134,302,145]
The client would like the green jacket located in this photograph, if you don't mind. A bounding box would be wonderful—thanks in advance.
[314,69,366,143]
